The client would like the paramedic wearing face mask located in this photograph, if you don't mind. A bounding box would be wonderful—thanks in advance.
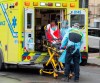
[46,20,61,44]
[60,20,71,38]
[60,23,84,82]
[59,20,74,77]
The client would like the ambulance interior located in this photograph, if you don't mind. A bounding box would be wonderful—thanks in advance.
[35,9,64,51]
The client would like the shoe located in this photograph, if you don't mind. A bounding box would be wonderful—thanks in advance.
[61,77,69,81]
[69,73,73,78]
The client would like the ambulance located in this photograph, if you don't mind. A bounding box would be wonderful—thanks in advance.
[0,0,88,70]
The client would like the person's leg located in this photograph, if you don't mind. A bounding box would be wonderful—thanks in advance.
[69,64,74,78]
[64,52,72,77]
[73,49,80,81]
[61,52,72,81]
[70,64,74,73]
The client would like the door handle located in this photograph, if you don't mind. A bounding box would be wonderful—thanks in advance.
[5,45,8,51]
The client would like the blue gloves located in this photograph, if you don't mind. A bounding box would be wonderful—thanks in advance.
[60,46,66,50]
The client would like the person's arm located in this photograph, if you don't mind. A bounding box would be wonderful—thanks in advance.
[46,24,50,30]
[60,32,69,48]
[50,29,57,39]
[80,32,84,46]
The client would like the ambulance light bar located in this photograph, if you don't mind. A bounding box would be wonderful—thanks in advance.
[70,3,75,7]
[24,1,30,6]
[40,2,46,6]
[55,3,61,7]
[62,3,67,7]
[33,2,38,6]
[48,3,53,6]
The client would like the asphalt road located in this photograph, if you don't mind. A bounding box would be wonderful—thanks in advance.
[0,65,100,83]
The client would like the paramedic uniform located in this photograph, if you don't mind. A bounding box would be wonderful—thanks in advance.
[60,28,84,81]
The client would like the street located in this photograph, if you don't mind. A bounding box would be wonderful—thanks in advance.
[0,65,100,83]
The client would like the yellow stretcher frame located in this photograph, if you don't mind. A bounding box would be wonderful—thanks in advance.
[39,25,64,78]
[40,40,64,78]
[40,22,75,79]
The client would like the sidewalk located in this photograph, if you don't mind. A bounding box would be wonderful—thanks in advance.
[88,53,100,66]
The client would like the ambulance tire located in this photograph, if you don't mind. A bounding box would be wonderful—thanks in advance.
[80,52,88,66]
[81,59,87,66]
[0,49,5,71]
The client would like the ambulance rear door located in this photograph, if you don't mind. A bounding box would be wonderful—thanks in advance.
[67,9,88,52]
[24,8,35,51]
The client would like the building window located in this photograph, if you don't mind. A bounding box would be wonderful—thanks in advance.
[94,22,100,28]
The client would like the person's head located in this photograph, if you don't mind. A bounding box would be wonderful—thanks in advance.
[72,23,80,29]
[50,20,57,26]
[61,20,68,28]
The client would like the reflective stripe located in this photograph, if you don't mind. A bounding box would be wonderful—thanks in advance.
[22,52,49,63]
[35,54,49,63]
[69,29,83,36]
[0,4,18,38]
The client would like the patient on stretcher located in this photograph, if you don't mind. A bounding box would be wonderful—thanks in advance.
[45,20,61,45]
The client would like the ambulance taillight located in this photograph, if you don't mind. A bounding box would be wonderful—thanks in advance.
[84,46,86,50]
[27,56,31,60]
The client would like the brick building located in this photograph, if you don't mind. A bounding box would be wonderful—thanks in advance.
[89,0,100,28]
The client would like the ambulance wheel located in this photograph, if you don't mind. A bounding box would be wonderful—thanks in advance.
[81,59,87,66]
[0,50,5,71]
[0,57,3,70]
[3,64,9,70]
[39,69,43,76]
[81,52,88,66]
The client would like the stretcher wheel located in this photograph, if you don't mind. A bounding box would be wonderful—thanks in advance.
[53,72,58,79]
[39,69,43,76]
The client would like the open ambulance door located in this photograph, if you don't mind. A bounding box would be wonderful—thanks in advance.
[24,8,35,51]
[67,9,88,65]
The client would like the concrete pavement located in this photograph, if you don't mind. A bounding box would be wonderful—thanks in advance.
[88,53,100,66]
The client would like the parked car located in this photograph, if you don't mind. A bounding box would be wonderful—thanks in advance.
[88,28,100,49]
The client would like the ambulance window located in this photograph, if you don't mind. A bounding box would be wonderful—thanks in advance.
[70,15,85,29]
[27,13,32,29]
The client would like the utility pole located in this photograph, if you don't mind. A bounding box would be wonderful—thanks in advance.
[99,40,100,57]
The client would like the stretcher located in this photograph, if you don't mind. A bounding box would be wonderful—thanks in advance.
[39,25,74,80]
[40,40,74,80]
[39,25,64,78]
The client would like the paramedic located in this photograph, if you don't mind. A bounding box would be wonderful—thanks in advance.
[60,20,70,38]
[59,20,74,76]
[60,24,84,82]
[46,20,61,44]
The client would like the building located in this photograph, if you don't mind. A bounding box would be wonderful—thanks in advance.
[89,0,100,28]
